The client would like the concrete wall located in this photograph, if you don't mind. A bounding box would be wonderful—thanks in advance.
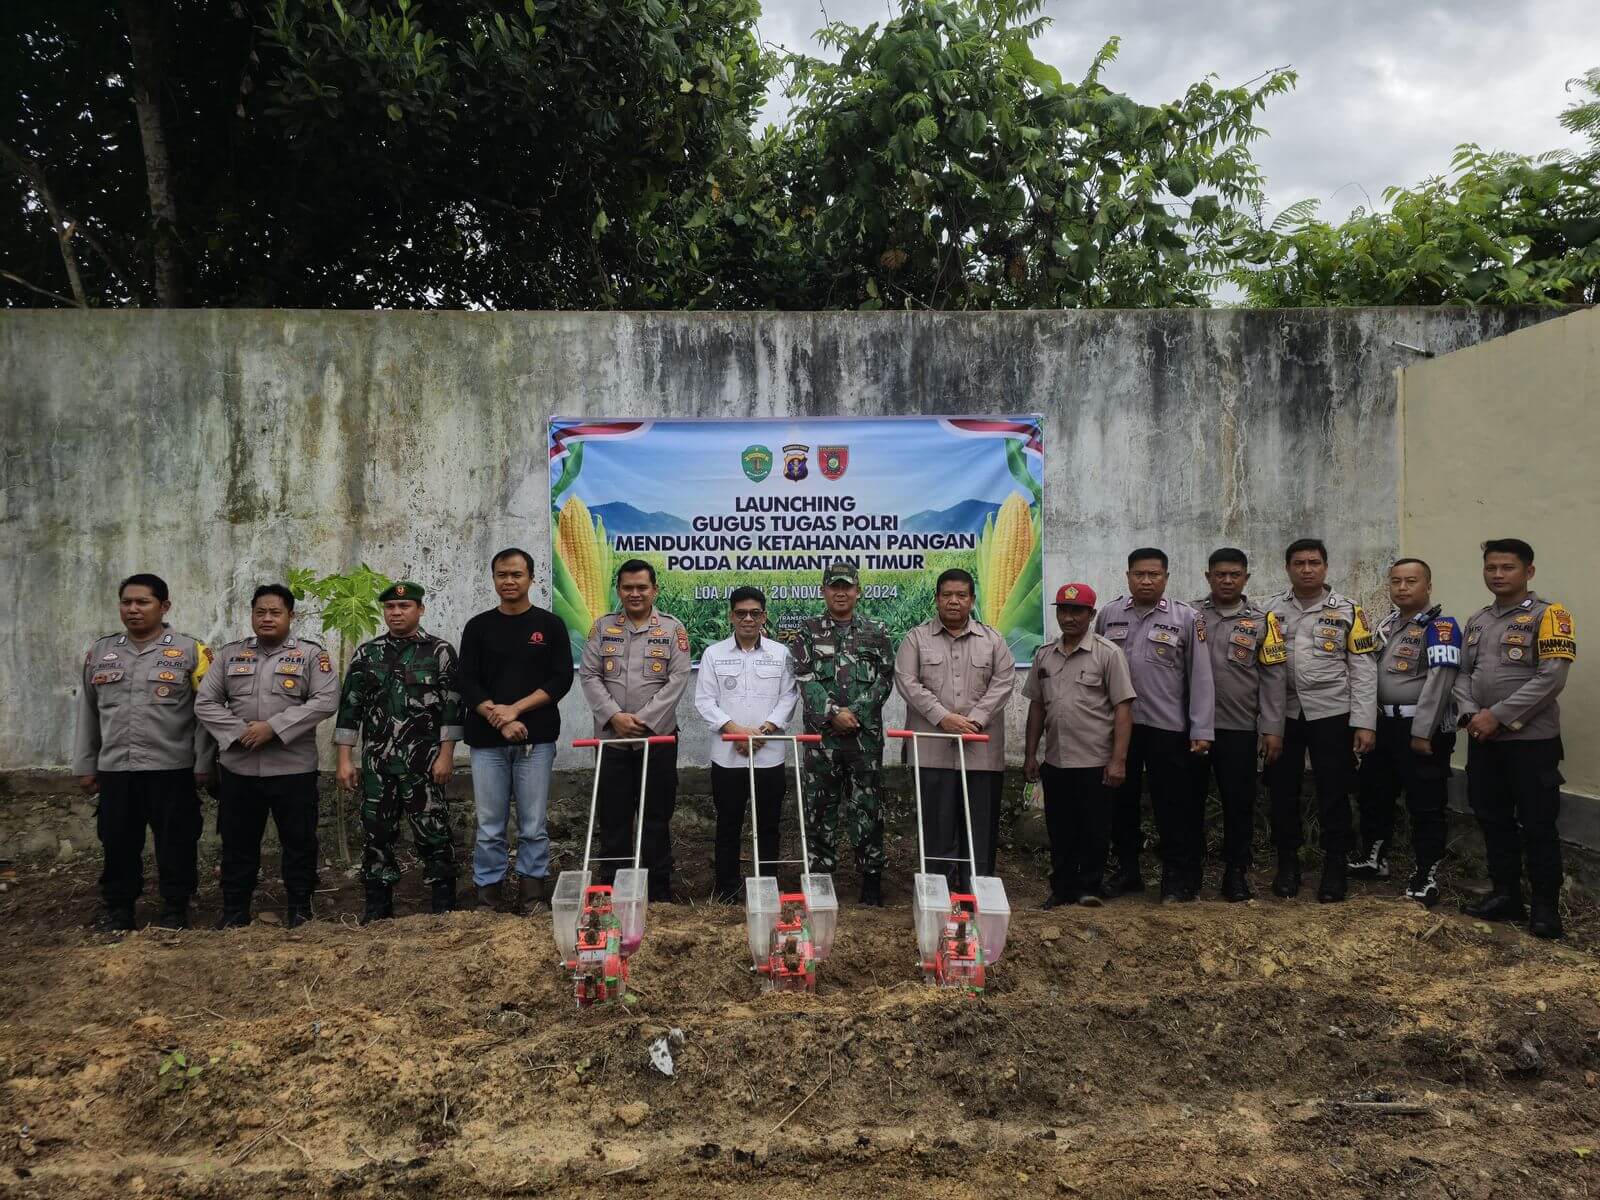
[0,307,1550,773]
[1400,306,1600,800]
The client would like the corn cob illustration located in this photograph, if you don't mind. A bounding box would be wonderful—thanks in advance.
[982,492,1032,625]
[558,497,606,625]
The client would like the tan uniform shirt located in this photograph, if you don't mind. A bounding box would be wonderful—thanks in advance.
[1373,606,1459,737]
[1192,596,1288,736]
[72,626,216,775]
[579,608,692,739]
[1264,587,1378,728]
[1452,592,1576,742]
[194,635,339,775]
[893,617,1015,770]
[1021,634,1137,769]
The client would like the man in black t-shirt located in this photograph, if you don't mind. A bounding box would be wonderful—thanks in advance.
[457,548,575,913]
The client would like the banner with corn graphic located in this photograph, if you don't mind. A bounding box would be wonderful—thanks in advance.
[548,416,1044,664]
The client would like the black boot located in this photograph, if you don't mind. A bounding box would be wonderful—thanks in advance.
[1404,861,1441,907]
[515,876,544,915]
[155,900,190,930]
[213,907,250,930]
[859,873,883,907]
[1271,852,1301,898]
[91,906,136,933]
[362,883,394,925]
[712,878,741,904]
[285,897,315,929]
[475,882,504,912]
[1221,866,1252,903]
[1317,859,1347,904]
[431,880,457,915]
[1106,863,1145,895]
[1464,890,1526,923]
[1528,899,1564,940]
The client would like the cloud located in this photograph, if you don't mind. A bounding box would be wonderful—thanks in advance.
[757,0,1600,222]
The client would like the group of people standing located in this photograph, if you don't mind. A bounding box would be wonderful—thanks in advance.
[72,536,1575,940]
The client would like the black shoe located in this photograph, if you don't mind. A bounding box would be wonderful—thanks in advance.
[1317,862,1347,903]
[1404,861,1441,907]
[431,880,457,915]
[91,906,136,933]
[213,908,250,930]
[713,880,742,905]
[1272,853,1302,898]
[1347,839,1389,880]
[859,873,883,907]
[154,902,190,930]
[1039,894,1070,911]
[475,882,504,912]
[1528,900,1564,940]
[1464,890,1526,923]
[1160,890,1187,905]
[515,876,544,915]
[285,898,315,929]
[1106,869,1145,896]
[1076,893,1104,908]
[361,884,394,925]
[1221,867,1252,903]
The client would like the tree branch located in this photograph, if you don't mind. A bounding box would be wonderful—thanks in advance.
[0,140,88,307]
[124,0,186,306]
[0,268,81,307]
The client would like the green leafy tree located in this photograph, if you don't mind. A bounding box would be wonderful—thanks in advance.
[1231,69,1600,307]
[749,0,1295,309]
[288,563,392,862]
[1,0,772,309]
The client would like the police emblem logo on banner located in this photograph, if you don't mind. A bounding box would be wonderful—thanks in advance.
[782,443,809,481]
[819,446,848,480]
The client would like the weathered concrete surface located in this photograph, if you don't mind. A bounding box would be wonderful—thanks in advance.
[0,308,1552,773]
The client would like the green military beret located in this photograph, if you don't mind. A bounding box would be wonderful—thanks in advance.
[379,580,425,603]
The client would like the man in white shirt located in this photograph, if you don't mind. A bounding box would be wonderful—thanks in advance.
[694,587,801,900]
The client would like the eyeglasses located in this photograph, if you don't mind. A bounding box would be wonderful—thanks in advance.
[731,609,765,621]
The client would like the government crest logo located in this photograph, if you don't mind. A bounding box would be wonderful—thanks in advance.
[819,445,849,480]
[741,444,773,482]
[782,443,809,481]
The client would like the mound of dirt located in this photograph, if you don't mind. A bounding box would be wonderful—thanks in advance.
[3,794,1600,1198]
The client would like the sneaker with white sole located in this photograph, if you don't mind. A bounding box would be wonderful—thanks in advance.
[1346,839,1389,880]
[1404,861,1441,906]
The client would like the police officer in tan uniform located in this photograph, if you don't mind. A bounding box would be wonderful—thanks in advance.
[1348,558,1461,906]
[1262,538,1377,903]
[1454,538,1577,939]
[73,573,215,931]
[578,558,692,901]
[194,584,339,928]
[894,567,1016,888]
[1191,549,1287,902]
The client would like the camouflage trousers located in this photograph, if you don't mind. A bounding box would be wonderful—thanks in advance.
[803,751,885,874]
[360,768,456,886]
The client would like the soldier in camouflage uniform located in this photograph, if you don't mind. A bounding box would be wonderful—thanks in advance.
[334,581,464,922]
[792,560,896,905]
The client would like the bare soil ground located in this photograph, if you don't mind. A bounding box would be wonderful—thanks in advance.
[4,787,1600,1199]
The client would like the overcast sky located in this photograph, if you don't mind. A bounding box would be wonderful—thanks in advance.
[753,0,1600,224]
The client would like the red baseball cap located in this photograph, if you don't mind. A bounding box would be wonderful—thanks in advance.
[1053,582,1097,608]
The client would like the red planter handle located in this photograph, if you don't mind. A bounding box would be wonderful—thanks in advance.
[887,729,989,742]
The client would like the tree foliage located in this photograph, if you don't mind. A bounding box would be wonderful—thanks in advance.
[1231,70,1600,307]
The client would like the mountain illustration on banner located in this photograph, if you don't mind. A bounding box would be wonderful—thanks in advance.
[588,502,692,535]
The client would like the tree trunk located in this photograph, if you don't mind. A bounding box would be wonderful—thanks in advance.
[124,0,185,306]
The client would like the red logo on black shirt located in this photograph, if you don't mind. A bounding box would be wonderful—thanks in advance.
[529,631,544,645]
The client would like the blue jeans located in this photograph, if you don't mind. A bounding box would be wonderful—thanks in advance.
[470,742,556,886]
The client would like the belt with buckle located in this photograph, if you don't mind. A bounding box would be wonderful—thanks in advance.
[1379,704,1417,718]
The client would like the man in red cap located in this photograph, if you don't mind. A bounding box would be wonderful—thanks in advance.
[1022,584,1136,908]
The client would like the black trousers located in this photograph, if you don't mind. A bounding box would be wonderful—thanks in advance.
[597,739,678,898]
[918,767,1003,888]
[1267,713,1354,862]
[710,762,783,890]
[216,766,320,907]
[1191,728,1261,868]
[1041,763,1112,899]
[1356,717,1453,868]
[1467,736,1564,903]
[96,768,202,909]
[1111,725,1194,882]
